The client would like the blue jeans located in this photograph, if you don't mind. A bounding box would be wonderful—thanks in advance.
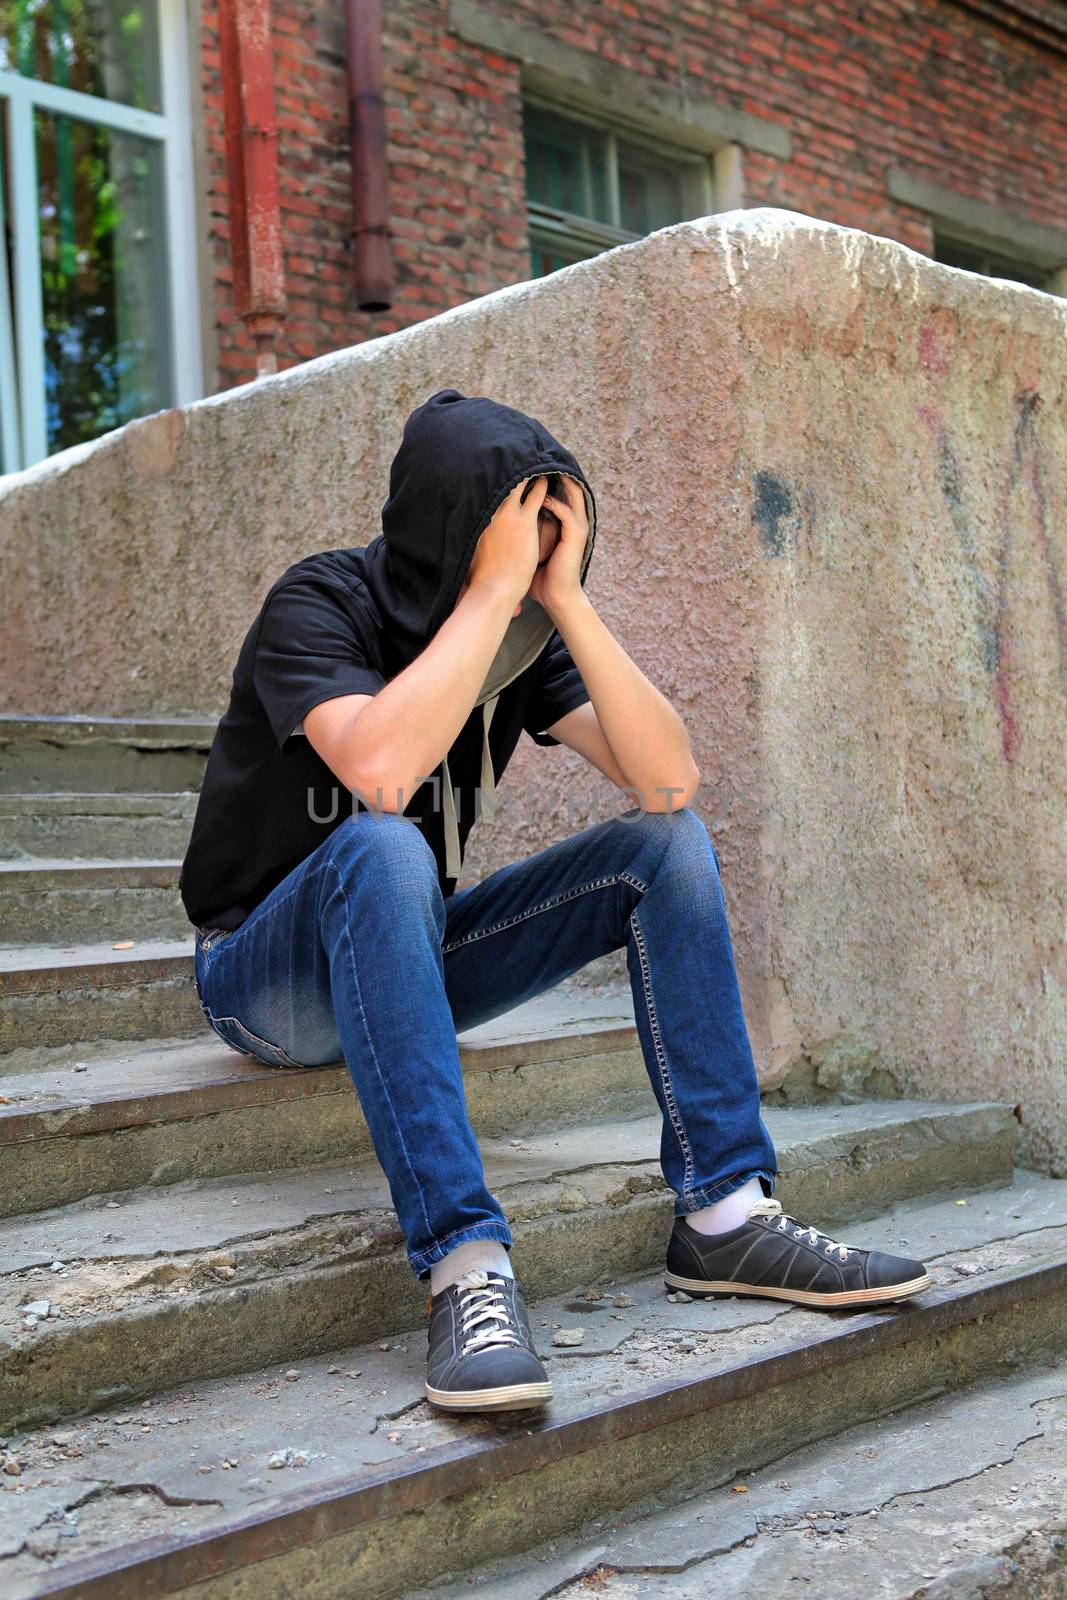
[193,806,779,1279]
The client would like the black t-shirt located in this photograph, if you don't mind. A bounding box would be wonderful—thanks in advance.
[179,549,591,930]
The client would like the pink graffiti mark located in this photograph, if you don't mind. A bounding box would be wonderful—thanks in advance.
[918,322,952,377]
[915,402,942,441]
[929,387,1064,766]
[994,634,1020,766]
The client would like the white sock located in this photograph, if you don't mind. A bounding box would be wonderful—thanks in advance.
[430,1238,514,1296]
[686,1175,766,1236]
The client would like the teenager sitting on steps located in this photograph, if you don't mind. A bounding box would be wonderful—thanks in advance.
[180,388,933,1416]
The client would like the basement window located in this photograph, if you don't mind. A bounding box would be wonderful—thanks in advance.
[932,232,1054,292]
[522,96,714,277]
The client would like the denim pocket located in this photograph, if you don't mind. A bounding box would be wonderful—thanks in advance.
[194,937,305,1069]
[206,1011,306,1070]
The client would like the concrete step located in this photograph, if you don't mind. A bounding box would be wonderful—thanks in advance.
[0,951,620,1062]
[411,1355,1067,1600]
[0,1098,1022,1431]
[1,1172,1065,1599]
[0,860,188,943]
[0,992,1009,1215]
[0,793,197,862]
[0,941,198,1054]
[0,716,213,795]
[0,994,647,1213]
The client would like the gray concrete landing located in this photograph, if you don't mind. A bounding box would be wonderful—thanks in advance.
[411,1359,1067,1600]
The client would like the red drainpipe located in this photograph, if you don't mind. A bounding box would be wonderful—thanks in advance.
[346,0,394,311]
[219,0,288,375]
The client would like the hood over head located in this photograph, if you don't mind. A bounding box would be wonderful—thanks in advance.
[363,387,596,681]
[361,388,597,880]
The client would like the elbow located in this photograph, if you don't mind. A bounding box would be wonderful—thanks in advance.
[346,767,414,813]
[337,753,414,813]
[334,730,421,814]
[641,759,701,813]
[679,755,701,809]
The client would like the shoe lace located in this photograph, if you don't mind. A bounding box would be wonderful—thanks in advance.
[453,1269,524,1355]
[747,1197,855,1261]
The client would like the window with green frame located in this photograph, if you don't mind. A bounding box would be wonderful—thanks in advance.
[522,97,714,278]
[932,232,1053,293]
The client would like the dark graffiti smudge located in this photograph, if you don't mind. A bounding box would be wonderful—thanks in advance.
[752,470,794,557]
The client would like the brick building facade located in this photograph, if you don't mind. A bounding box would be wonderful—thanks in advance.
[198,0,1067,393]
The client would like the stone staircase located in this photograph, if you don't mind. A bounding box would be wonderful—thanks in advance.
[1,714,1065,1599]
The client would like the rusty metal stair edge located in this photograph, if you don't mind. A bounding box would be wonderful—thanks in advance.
[19,1253,1067,1600]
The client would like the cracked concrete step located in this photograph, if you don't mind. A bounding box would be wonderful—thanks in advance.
[1,1178,1065,1600]
[0,942,198,1054]
[0,794,198,862]
[0,1100,1025,1431]
[0,716,212,795]
[0,860,187,943]
[0,987,1012,1214]
[0,994,648,1213]
[410,1356,1067,1600]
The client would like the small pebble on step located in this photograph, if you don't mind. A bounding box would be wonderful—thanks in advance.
[552,1328,585,1347]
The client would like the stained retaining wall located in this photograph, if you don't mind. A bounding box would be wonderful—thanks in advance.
[2,208,1064,1170]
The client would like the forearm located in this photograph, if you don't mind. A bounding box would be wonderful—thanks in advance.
[551,593,700,810]
[340,582,516,806]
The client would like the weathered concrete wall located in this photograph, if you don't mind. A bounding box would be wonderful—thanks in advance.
[2,208,1065,1172]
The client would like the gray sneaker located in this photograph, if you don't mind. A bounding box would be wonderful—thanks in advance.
[424,1268,552,1413]
[665,1197,934,1308]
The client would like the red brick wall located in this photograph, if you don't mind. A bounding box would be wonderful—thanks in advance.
[199,0,1067,392]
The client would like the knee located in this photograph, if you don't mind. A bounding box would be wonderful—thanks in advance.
[325,812,442,897]
[614,803,709,848]
[613,805,719,875]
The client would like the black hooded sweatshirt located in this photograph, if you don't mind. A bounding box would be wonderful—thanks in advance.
[179,389,598,931]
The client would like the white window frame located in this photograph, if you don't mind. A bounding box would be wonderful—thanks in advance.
[524,91,715,271]
[0,0,202,474]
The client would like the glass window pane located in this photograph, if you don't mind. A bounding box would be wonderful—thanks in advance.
[529,232,601,278]
[616,141,687,234]
[933,236,1050,292]
[1,0,162,113]
[36,107,172,454]
[523,104,611,223]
